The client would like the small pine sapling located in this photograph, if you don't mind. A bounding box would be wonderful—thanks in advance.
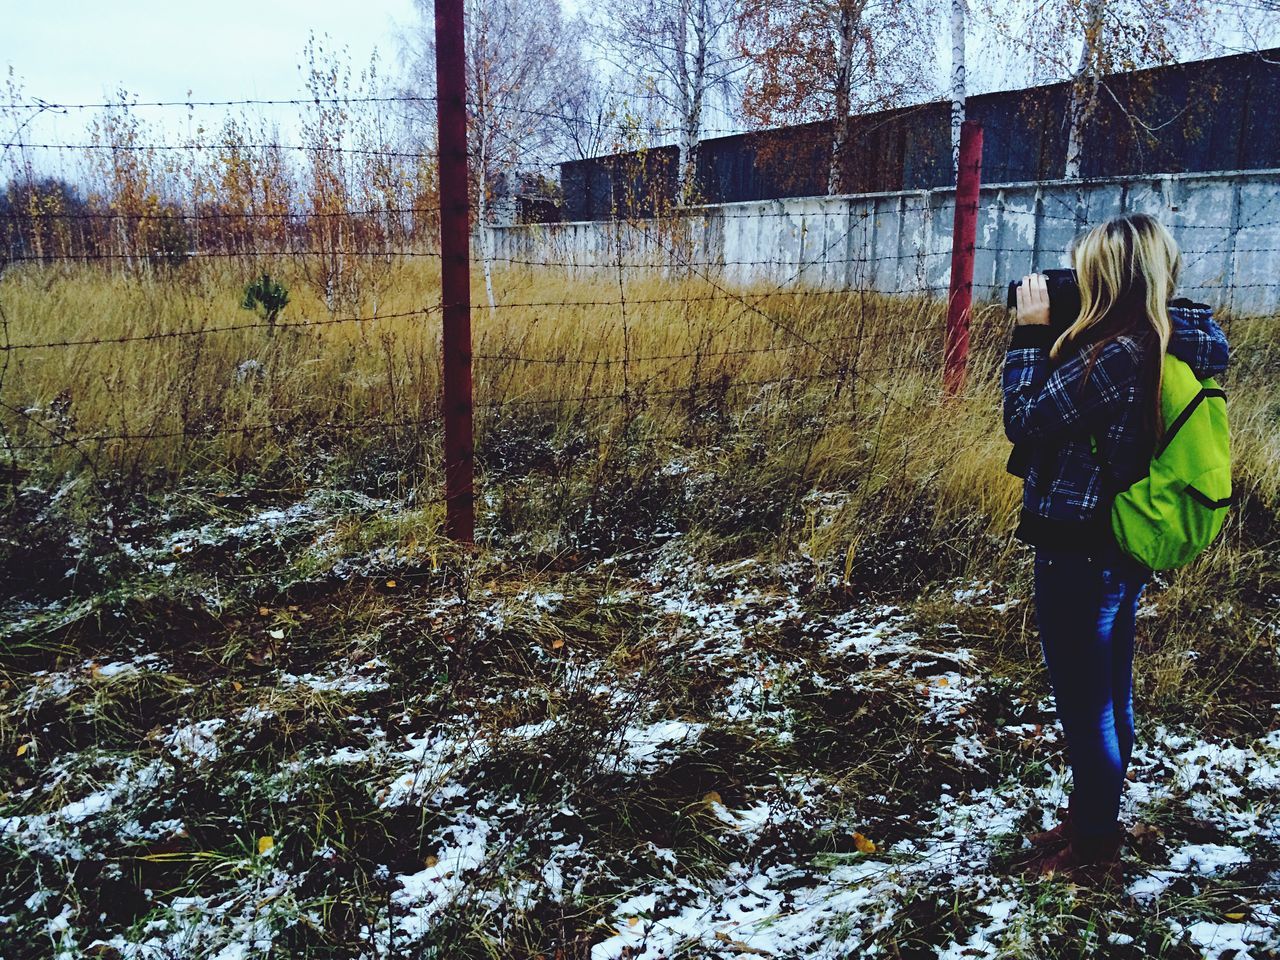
[241,273,290,335]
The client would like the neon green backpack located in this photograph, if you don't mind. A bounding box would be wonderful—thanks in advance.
[1095,352,1231,570]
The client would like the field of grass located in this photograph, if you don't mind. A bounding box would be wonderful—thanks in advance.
[1,260,1278,959]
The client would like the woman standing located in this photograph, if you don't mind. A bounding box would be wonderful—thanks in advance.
[1002,213,1229,882]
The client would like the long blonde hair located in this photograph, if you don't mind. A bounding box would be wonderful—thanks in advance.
[1050,212,1180,441]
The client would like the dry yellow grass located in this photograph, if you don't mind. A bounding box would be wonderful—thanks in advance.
[1,260,1274,606]
[0,260,948,468]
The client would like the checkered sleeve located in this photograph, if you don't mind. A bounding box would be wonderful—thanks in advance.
[1168,302,1229,379]
[1002,326,1143,445]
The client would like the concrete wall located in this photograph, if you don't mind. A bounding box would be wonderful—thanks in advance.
[488,169,1280,316]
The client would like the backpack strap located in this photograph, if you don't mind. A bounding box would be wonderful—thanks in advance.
[1156,386,1227,458]
[1186,486,1233,509]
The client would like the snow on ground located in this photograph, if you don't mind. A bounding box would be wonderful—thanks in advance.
[18,670,77,711]
[381,811,495,942]
[1,752,173,862]
[158,491,386,559]
[1172,904,1280,960]
[164,718,227,767]
[278,669,390,694]
[600,719,708,775]
[1168,843,1251,875]
[84,865,304,960]
[1126,726,1280,842]
[4,539,1280,959]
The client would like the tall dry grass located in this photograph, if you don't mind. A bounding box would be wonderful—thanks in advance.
[0,260,1273,531]
[0,260,949,473]
[1,257,1277,721]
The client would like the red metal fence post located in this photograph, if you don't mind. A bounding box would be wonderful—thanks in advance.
[435,0,474,542]
[944,120,983,397]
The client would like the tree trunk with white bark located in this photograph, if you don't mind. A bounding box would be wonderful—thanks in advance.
[1065,0,1105,181]
[950,0,967,177]
[827,3,858,195]
[676,0,710,204]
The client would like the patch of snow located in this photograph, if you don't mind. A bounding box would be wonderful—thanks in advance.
[591,858,893,960]
[600,719,705,775]
[20,671,77,710]
[237,704,275,726]
[950,733,991,768]
[1171,903,1280,960]
[279,671,389,694]
[918,671,976,724]
[953,584,992,603]
[516,589,566,612]
[164,718,226,767]
[384,813,493,944]
[57,790,114,823]
[86,654,168,679]
[1128,870,1178,901]
[317,746,375,765]
[1,755,172,862]
[378,728,489,809]
[822,607,916,658]
[1168,843,1250,876]
[937,897,1018,959]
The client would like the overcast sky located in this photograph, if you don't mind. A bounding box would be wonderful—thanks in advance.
[0,0,1001,158]
[3,0,1273,177]
[4,0,417,104]
[2,0,423,174]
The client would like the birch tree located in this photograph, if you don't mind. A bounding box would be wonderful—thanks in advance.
[950,0,968,175]
[400,0,590,309]
[556,70,623,164]
[594,0,743,203]
[1215,0,1280,60]
[980,0,1214,180]
[1064,0,1107,180]
[734,0,937,196]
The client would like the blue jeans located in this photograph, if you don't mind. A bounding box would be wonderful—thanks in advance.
[1033,545,1150,839]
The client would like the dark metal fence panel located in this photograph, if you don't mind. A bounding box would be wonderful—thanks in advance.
[965,86,1070,185]
[555,47,1280,222]
[562,146,680,221]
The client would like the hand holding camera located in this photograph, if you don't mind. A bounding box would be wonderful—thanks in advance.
[1006,268,1082,333]
[1003,269,1081,481]
[1015,273,1051,327]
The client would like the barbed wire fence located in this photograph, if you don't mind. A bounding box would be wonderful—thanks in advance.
[0,23,1275,543]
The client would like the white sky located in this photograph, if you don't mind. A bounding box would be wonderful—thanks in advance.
[2,0,1273,178]
[3,0,417,104]
[2,0,420,175]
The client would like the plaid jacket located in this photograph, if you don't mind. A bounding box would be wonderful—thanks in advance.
[1002,300,1230,554]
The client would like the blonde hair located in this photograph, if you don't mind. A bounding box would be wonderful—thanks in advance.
[1051,212,1181,440]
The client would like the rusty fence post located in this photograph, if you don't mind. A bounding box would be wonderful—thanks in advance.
[435,0,474,542]
[944,120,983,397]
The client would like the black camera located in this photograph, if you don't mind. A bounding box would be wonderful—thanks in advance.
[1004,269,1081,480]
[1006,268,1081,333]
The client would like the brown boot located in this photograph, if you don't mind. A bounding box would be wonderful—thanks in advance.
[1026,801,1073,848]
[1032,826,1125,885]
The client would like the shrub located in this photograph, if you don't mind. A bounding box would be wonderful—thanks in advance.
[241,273,290,334]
